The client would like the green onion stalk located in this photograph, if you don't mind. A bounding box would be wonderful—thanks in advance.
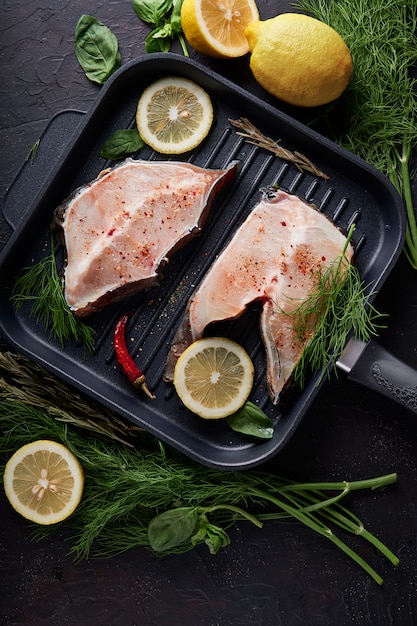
[297,0,417,269]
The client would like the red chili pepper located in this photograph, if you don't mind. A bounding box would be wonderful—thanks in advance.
[114,313,155,400]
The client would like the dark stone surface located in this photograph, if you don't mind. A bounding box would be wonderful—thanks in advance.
[1,2,417,625]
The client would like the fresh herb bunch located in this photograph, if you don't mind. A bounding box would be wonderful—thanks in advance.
[133,0,188,54]
[0,352,398,584]
[75,2,187,88]
[0,352,144,447]
[11,236,95,352]
[297,0,417,269]
[287,226,386,387]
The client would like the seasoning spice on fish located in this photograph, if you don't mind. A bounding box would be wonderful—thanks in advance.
[52,159,237,317]
[114,313,155,399]
[164,188,354,405]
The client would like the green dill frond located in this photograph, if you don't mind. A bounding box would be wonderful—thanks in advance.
[11,236,95,352]
[297,0,417,268]
[280,230,387,387]
[0,358,399,582]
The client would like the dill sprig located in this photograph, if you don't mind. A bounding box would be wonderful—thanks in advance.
[0,352,398,584]
[11,235,95,352]
[229,117,330,180]
[285,227,386,386]
[297,0,417,268]
[25,138,40,165]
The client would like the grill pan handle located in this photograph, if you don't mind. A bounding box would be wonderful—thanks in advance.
[338,338,417,414]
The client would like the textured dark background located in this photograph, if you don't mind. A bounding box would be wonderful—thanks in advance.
[1,1,417,625]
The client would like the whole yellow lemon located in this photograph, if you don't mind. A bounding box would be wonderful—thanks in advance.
[245,13,353,107]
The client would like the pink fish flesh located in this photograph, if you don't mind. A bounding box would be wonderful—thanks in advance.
[53,159,237,317]
[165,188,353,404]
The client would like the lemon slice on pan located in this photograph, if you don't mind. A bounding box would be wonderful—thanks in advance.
[136,77,213,154]
[174,337,254,419]
[3,440,84,525]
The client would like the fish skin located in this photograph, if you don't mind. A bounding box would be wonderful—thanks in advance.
[53,159,237,317]
[165,188,353,404]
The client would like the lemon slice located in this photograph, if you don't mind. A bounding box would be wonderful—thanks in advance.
[174,337,254,419]
[181,0,260,58]
[3,440,84,525]
[136,77,213,154]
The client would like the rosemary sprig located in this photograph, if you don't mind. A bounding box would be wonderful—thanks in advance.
[229,117,330,180]
[297,0,417,268]
[0,352,144,447]
[11,235,95,352]
[0,352,398,583]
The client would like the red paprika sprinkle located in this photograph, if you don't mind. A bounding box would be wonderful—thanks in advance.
[114,313,155,399]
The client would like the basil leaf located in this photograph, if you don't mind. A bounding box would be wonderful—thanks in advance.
[152,23,173,39]
[145,27,172,53]
[226,402,275,439]
[190,518,230,555]
[75,15,121,85]
[132,0,173,25]
[204,523,231,555]
[99,129,144,160]
[170,0,184,33]
[148,507,199,552]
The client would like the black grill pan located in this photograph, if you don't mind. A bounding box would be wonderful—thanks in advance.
[0,54,408,469]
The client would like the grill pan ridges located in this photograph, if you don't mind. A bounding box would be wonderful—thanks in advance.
[0,54,405,469]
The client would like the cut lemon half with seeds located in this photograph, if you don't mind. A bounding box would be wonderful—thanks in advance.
[3,440,84,525]
[174,337,254,419]
[136,77,213,154]
[181,0,260,58]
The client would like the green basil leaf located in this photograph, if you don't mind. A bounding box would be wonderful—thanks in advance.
[190,517,209,546]
[170,0,184,33]
[75,15,121,85]
[152,23,173,39]
[132,0,173,25]
[204,523,231,555]
[145,28,172,53]
[99,129,144,160]
[148,507,199,552]
[226,402,275,439]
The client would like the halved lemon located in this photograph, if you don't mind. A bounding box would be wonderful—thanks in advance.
[181,0,260,58]
[136,77,213,154]
[173,337,254,419]
[3,440,84,525]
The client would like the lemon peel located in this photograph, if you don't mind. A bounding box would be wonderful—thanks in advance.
[245,13,353,107]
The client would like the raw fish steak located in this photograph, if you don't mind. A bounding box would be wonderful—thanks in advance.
[165,188,353,404]
[53,159,237,317]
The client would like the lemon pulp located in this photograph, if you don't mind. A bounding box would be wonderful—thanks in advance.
[173,337,254,419]
[181,0,260,58]
[3,440,84,525]
[136,76,213,154]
